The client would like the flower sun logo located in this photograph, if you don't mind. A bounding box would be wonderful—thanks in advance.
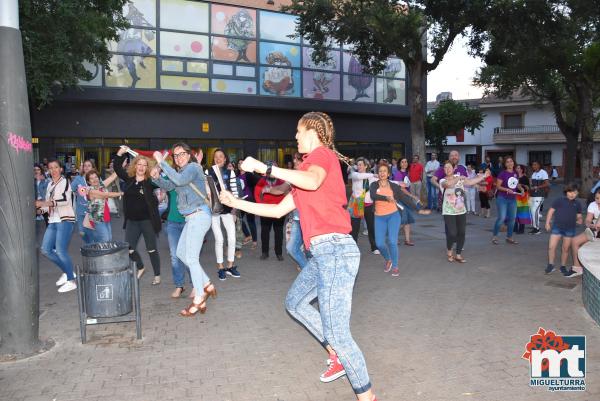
[522,327,586,391]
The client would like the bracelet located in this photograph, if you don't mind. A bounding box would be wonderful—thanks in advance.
[265,162,273,178]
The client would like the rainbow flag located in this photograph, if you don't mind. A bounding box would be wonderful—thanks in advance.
[516,192,532,224]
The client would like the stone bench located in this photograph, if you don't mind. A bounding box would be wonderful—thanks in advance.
[578,241,600,326]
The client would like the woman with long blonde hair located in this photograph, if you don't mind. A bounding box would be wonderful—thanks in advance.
[220,112,378,401]
[114,148,162,284]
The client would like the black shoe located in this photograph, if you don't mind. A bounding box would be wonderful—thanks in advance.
[218,269,227,281]
[529,228,541,235]
[276,254,284,261]
[260,253,268,260]
[545,264,555,274]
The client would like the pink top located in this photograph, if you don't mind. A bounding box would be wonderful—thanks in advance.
[292,146,351,249]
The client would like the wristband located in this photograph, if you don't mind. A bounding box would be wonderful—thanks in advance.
[265,162,273,178]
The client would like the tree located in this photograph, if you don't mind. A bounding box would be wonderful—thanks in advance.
[19,0,129,108]
[471,0,600,192]
[283,0,488,161]
[426,99,484,157]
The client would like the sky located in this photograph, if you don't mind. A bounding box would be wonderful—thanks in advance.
[426,35,485,102]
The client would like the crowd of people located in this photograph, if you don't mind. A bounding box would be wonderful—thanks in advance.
[33,111,598,401]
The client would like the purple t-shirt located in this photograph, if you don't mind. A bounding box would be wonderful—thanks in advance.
[434,164,467,180]
[393,170,410,188]
[497,170,519,199]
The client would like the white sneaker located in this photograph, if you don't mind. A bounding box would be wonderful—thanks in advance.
[372,249,381,255]
[362,229,368,236]
[55,273,67,286]
[58,281,77,293]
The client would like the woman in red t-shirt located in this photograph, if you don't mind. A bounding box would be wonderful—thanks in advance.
[254,168,290,260]
[220,112,377,401]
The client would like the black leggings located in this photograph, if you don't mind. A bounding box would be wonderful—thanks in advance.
[479,191,490,209]
[444,214,467,254]
[350,205,377,251]
[260,216,285,256]
[125,219,160,276]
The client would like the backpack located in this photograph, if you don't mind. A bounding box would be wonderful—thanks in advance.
[189,175,224,215]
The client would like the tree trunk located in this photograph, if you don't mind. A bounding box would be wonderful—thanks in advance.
[563,133,578,183]
[0,22,43,356]
[578,84,595,194]
[408,59,426,161]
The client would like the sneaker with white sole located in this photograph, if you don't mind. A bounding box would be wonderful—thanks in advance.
[320,355,346,383]
[58,281,77,293]
[372,249,380,255]
[55,273,67,286]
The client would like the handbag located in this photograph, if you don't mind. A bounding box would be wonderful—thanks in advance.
[189,176,224,214]
[83,213,95,230]
[347,179,368,218]
[347,193,365,218]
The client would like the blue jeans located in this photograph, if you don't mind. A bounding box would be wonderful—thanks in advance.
[286,219,308,269]
[76,212,94,245]
[176,207,212,291]
[374,211,401,268]
[91,221,112,243]
[285,234,371,394]
[426,176,438,210]
[493,196,517,237]
[166,221,189,288]
[41,222,75,280]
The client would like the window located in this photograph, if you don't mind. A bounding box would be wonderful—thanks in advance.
[503,113,524,129]
[259,11,300,43]
[160,0,209,32]
[465,154,478,167]
[528,151,551,166]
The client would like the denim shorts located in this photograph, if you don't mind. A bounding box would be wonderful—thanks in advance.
[551,226,576,238]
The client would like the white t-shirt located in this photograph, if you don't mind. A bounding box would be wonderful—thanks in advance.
[531,169,549,181]
[530,169,549,197]
[425,160,440,177]
[587,202,600,224]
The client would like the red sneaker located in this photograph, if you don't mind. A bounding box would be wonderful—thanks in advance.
[320,355,346,382]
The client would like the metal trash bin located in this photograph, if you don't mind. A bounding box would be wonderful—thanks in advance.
[80,242,132,317]
[76,241,142,343]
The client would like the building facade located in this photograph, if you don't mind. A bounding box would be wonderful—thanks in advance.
[427,93,600,176]
[32,0,410,169]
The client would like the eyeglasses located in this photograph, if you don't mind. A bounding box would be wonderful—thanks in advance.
[173,152,189,159]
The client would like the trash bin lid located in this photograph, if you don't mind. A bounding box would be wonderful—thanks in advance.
[80,241,129,257]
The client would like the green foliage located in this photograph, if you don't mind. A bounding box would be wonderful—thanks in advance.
[425,99,484,156]
[19,0,130,108]
[471,0,600,185]
[283,0,487,75]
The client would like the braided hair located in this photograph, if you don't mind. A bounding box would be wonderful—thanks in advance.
[298,111,351,165]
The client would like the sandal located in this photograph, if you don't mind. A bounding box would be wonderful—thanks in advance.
[404,241,415,246]
[250,242,258,250]
[492,238,499,245]
[180,299,206,317]
[136,267,145,279]
[454,255,467,263]
[171,287,185,298]
[204,283,217,299]
[151,276,161,285]
[242,237,252,245]
[447,252,455,262]
[506,238,519,245]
